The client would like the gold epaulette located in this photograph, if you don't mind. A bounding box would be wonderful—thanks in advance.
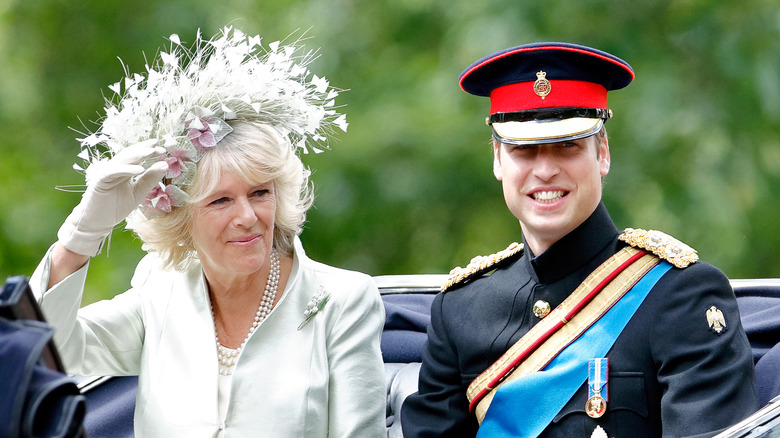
[441,242,524,292]
[618,228,698,268]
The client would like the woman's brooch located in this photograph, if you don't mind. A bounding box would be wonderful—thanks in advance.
[297,286,331,330]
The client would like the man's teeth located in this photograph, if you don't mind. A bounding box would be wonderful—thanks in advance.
[533,191,564,202]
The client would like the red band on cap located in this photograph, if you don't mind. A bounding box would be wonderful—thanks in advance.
[489,80,607,114]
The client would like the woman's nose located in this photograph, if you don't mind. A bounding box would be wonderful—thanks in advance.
[232,197,258,227]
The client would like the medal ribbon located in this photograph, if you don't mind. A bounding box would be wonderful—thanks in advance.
[588,358,608,401]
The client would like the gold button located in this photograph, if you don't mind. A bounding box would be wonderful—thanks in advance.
[533,300,551,318]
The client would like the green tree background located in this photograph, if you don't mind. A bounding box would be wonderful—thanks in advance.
[1,0,779,304]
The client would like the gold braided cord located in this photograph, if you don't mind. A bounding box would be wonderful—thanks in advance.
[618,228,698,269]
[441,242,523,292]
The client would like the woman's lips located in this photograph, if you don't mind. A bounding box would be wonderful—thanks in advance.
[229,234,261,245]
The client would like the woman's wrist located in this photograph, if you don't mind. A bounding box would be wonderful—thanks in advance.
[48,243,90,289]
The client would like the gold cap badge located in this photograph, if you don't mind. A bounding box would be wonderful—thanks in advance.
[533,70,551,99]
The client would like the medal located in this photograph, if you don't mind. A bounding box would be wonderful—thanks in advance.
[586,394,607,418]
[587,358,608,418]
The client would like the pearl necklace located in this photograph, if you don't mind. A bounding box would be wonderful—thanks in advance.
[213,249,280,376]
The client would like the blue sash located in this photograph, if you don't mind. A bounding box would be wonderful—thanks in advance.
[477,261,672,438]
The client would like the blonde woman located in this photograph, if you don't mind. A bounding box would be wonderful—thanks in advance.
[31,27,386,437]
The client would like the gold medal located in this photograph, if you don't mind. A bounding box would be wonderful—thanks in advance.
[586,394,607,418]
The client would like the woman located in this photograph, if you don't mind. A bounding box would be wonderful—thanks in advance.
[30,27,386,437]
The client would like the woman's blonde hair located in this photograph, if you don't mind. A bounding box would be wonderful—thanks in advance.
[131,121,313,271]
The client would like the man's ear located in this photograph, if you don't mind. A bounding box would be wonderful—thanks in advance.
[492,140,503,181]
[599,137,610,177]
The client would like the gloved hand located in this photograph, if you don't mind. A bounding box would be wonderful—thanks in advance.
[57,139,169,256]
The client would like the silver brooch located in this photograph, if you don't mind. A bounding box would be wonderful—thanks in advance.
[297,286,331,330]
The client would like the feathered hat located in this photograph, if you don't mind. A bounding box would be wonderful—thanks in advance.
[74,26,347,218]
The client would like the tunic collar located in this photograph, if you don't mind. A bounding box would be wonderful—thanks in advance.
[524,202,620,284]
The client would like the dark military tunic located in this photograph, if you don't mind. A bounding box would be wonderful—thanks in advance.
[402,203,758,437]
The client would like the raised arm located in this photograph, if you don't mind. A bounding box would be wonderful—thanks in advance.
[47,139,167,288]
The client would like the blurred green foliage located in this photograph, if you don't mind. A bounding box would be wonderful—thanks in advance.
[2,0,780,304]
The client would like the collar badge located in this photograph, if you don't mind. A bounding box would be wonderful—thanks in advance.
[706,305,727,334]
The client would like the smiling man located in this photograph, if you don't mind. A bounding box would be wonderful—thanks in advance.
[401,43,759,438]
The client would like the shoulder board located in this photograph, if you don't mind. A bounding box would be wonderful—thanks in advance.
[441,242,524,292]
[618,228,698,268]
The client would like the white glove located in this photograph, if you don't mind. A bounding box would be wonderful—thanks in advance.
[57,139,169,256]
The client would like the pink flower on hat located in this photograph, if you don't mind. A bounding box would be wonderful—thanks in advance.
[144,183,174,214]
[186,117,218,153]
[141,182,188,219]
[164,148,192,179]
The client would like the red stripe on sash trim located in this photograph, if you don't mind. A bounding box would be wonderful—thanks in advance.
[468,249,648,413]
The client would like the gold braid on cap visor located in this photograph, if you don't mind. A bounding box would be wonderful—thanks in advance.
[487,107,612,125]
[488,107,612,145]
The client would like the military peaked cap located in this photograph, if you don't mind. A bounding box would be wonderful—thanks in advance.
[459,42,634,145]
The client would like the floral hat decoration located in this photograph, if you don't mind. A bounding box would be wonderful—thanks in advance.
[74,26,347,219]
